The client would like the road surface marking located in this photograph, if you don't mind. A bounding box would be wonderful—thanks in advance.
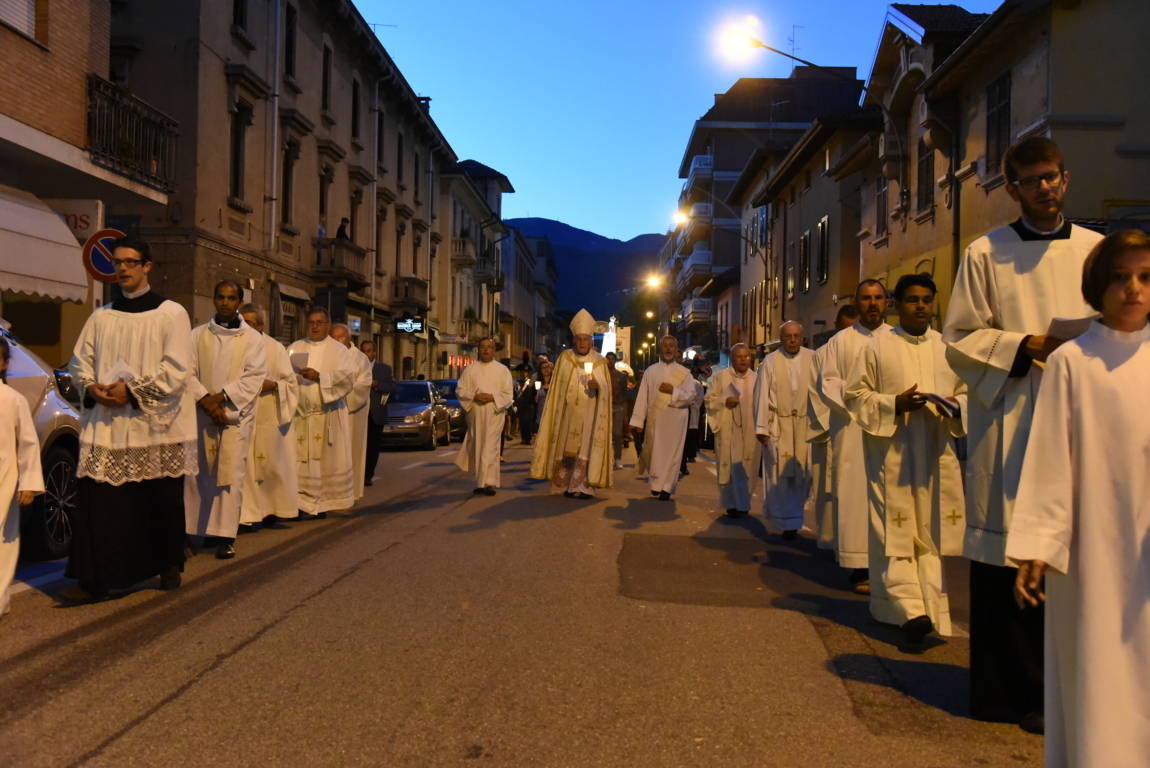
[401,461,424,470]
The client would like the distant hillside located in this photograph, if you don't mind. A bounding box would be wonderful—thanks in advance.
[506,218,666,319]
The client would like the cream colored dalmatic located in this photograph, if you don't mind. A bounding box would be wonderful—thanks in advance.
[754,346,815,530]
[240,334,300,522]
[705,366,758,512]
[455,360,515,488]
[630,360,700,495]
[1006,323,1150,768]
[846,326,966,635]
[184,319,267,539]
[287,335,356,513]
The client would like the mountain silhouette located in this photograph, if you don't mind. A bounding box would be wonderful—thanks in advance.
[506,218,666,319]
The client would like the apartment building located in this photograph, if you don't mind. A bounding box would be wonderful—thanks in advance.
[1,0,176,365]
[500,227,537,363]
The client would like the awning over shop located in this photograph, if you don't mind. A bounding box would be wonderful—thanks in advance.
[277,282,312,302]
[0,184,87,302]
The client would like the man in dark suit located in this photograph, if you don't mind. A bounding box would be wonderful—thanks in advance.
[360,341,394,486]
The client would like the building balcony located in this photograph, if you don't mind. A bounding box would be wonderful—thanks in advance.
[392,275,429,312]
[87,74,179,192]
[473,258,502,291]
[451,235,477,266]
[312,238,368,286]
[680,202,713,249]
[676,248,712,293]
[678,297,713,328]
[680,154,713,201]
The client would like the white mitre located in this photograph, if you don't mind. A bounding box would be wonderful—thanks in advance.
[570,308,596,336]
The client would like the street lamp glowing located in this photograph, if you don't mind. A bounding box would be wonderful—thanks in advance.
[645,310,654,319]
[672,210,688,226]
[646,332,654,338]
[715,15,764,64]
[645,274,663,290]
[642,342,649,349]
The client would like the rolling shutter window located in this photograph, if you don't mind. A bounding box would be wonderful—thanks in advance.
[0,0,35,37]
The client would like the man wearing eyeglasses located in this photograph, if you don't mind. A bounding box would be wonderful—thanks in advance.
[942,136,1103,734]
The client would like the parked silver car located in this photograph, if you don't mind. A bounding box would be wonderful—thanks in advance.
[1,321,80,560]
[378,380,451,450]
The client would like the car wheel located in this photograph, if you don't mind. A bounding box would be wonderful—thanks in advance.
[27,443,78,560]
[437,417,450,446]
[422,424,437,451]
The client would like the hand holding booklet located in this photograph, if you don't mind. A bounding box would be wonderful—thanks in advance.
[922,393,961,420]
[290,352,309,373]
[1046,315,1097,340]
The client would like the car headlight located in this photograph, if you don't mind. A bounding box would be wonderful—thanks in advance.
[448,407,461,418]
[404,413,421,424]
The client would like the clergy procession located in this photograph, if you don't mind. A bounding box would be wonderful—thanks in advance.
[4,135,1150,768]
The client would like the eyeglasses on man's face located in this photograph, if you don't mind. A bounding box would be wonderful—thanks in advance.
[1011,170,1064,191]
[112,258,146,268]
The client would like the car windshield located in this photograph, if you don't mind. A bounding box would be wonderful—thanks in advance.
[393,382,431,404]
[433,380,457,399]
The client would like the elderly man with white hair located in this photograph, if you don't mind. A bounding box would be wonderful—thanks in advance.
[706,343,759,517]
[530,309,613,498]
[630,334,701,501]
[754,320,816,537]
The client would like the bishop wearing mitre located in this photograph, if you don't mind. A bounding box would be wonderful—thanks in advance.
[529,309,613,498]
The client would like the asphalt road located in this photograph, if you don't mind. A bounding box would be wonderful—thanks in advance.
[2,441,1042,767]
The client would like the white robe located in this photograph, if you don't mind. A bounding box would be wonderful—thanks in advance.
[629,360,701,494]
[705,367,758,512]
[1006,322,1150,768]
[345,345,373,501]
[455,361,515,488]
[241,334,300,522]
[808,343,834,550]
[942,222,1103,565]
[68,298,198,484]
[184,319,267,539]
[846,327,967,634]
[287,336,356,513]
[755,347,815,530]
[817,322,892,568]
[0,383,44,616]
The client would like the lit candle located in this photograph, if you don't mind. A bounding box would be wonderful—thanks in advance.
[583,362,594,375]
[534,380,541,391]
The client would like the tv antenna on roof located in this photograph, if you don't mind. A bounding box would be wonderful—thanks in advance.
[369,23,398,35]
[789,25,804,60]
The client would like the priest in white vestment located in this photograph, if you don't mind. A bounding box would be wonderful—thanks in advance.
[185,281,267,559]
[238,305,299,527]
[64,238,197,602]
[456,338,515,495]
[0,339,44,616]
[705,343,758,517]
[331,323,373,501]
[530,309,613,498]
[1007,232,1150,767]
[630,335,701,500]
[941,137,1103,728]
[754,321,815,536]
[816,281,891,590]
[288,307,356,517]
[845,275,966,644]
[807,305,859,551]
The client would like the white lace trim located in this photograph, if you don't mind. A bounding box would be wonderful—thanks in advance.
[77,441,199,486]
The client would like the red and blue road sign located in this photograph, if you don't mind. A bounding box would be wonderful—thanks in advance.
[81,228,126,283]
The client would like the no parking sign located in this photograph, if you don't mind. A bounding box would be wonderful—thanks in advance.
[81,228,126,283]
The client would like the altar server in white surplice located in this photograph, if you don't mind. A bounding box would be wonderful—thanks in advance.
[1008,232,1150,768]
[846,275,966,645]
[456,338,515,495]
[330,323,373,501]
[817,281,891,592]
[705,343,758,517]
[530,309,613,498]
[754,321,815,536]
[238,305,299,527]
[0,338,44,617]
[629,335,701,501]
[288,307,356,517]
[942,137,1103,729]
[184,281,267,559]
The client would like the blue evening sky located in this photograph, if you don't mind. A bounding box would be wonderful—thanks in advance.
[359,0,1002,242]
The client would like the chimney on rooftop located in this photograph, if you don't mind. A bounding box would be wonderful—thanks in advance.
[418,96,431,113]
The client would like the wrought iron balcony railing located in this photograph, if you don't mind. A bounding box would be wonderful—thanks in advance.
[87,74,179,192]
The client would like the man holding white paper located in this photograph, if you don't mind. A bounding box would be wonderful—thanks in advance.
[629,335,701,501]
[846,275,966,644]
[706,343,758,517]
[942,136,1102,731]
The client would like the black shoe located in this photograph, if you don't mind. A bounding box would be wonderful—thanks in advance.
[216,541,236,560]
[782,529,798,540]
[563,491,575,498]
[1019,711,1044,735]
[650,490,659,497]
[724,509,747,518]
[262,516,290,530]
[59,583,110,604]
[238,524,257,535]
[365,479,374,486]
[481,486,496,496]
[572,492,592,499]
[316,512,327,519]
[473,487,485,495]
[296,511,318,521]
[657,491,671,501]
[160,567,182,591]
[901,615,933,645]
[687,457,696,463]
